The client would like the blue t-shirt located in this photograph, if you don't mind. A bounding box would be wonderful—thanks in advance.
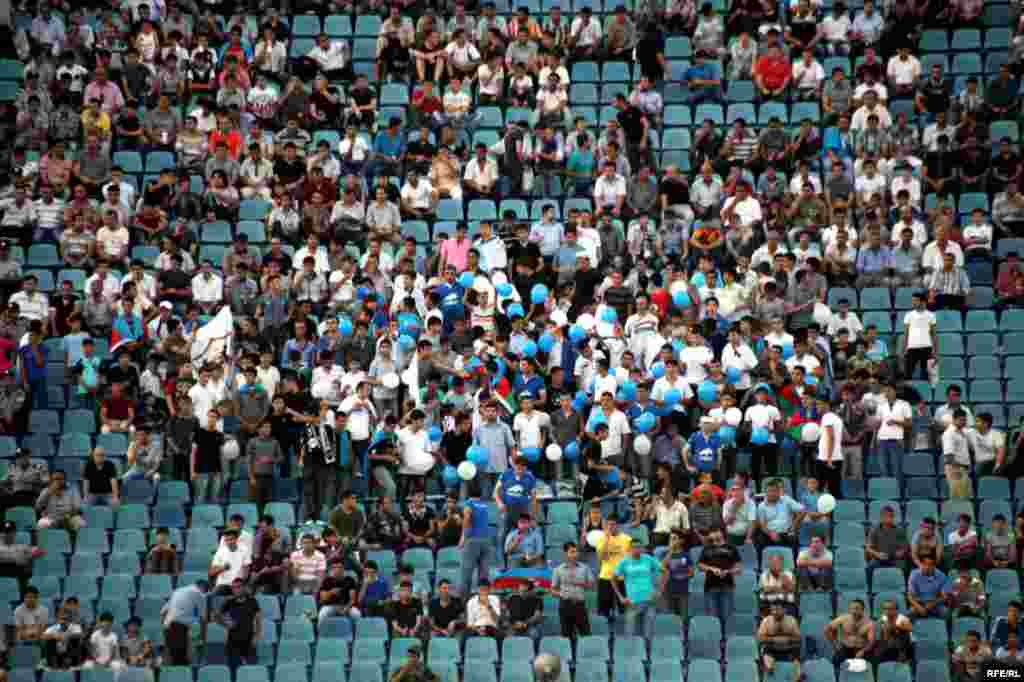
[664,551,691,593]
[614,554,661,603]
[466,498,491,539]
[499,470,537,510]
[363,577,390,606]
[687,431,722,472]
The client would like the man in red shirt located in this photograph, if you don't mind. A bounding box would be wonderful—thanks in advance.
[755,46,792,100]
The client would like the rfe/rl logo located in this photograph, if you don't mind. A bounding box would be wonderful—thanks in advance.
[987,671,1023,678]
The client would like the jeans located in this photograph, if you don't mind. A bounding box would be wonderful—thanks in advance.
[705,589,734,637]
[877,439,905,482]
[28,377,47,409]
[624,600,657,639]
[461,537,494,595]
[194,472,224,504]
[85,493,118,507]
[317,605,352,629]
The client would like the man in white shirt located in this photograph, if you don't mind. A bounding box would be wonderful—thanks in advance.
[568,7,602,60]
[745,386,782,480]
[292,235,332,275]
[678,334,713,386]
[338,125,370,177]
[792,49,825,99]
[463,143,499,200]
[816,395,844,496]
[473,221,507,272]
[968,413,1006,478]
[513,394,549,451]
[191,260,223,314]
[400,173,437,219]
[587,391,632,467]
[886,46,921,97]
[445,29,481,80]
[9,275,52,323]
[921,226,964,272]
[435,77,477,130]
[306,33,351,81]
[593,162,627,216]
[720,181,763,229]
[465,579,502,636]
[875,382,912,482]
[651,359,694,420]
[902,291,936,381]
[854,159,887,207]
[850,91,892,131]
[208,528,251,593]
[942,409,972,499]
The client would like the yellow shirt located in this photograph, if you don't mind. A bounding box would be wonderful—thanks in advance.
[596,532,632,580]
[81,110,112,138]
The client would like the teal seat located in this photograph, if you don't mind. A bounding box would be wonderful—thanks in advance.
[878,663,911,682]
[688,617,722,659]
[804,659,836,682]
[952,53,982,74]
[351,640,385,664]
[139,574,173,599]
[650,635,684,662]
[277,640,312,665]
[687,660,721,682]
[465,637,499,663]
[355,15,382,35]
[663,129,691,150]
[919,29,949,51]
[951,29,981,50]
[725,80,755,102]
[428,637,461,663]
[538,636,573,662]
[291,15,321,36]
[274,664,309,682]
[602,62,631,82]
[571,62,599,82]
[873,567,906,593]
[325,15,352,36]
[198,666,231,682]
[665,37,691,58]
[314,638,350,663]
[235,667,270,682]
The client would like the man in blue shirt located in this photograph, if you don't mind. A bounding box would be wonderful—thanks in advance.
[161,580,210,665]
[460,482,493,594]
[755,479,804,548]
[686,416,723,481]
[20,324,49,409]
[494,455,539,538]
[908,556,950,619]
[685,52,723,104]
[359,560,391,618]
[367,116,405,189]
[504,513,544,567]
[613,543,662,639]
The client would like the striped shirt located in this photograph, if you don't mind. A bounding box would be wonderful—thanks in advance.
[926,267,970,296]
[288,549,327,582]
[34,197,65,230]
[551,561,595,602]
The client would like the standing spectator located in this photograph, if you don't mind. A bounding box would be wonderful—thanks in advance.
[551,542,594,639]
[460,482,494,593]
[595,515,632,626]
[698,529,741,636]
[901,292,936,381]
[612,543,661,639]
[943,409,972,500]
[494,455,539,538]
[218,578,262,669]
[191,409,226,504]
[20,323,48,409]
[246,420,282,512]
[161,580,209,666]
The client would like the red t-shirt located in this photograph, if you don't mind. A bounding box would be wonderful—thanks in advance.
[756,56,792,91]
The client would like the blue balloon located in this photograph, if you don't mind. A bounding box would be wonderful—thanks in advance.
[664,388,682,406]
[466,356,482,372]
[523,447,542,464]
[751,427,771,445]
[507,303,525,318]
[575,391,589,405]
[538,333,556,353]
[564,441,580,461]
[697,381,718,403]
[619,381,637,401]
[429,425,443,442]
[651,362,666,379]
[530,284,549,305]
[339,318,353,337]
[569,325,588,343]
[458,272,475,288]
[468,445,490,468]
[726,367,742,385]
[496,283,514,297]
[399,335,416,351]
[672,290,692,308]
[806,376,819,386]
[572,398,588,413]
[781,343,795,360]
[600,307,617,324]
[635,412,657,433]
[590,413,607,430]
[653,404,675,417]
[442,464,460,487]
[356,286,371,301]
[522,340,538,358]
[719,425,737,446]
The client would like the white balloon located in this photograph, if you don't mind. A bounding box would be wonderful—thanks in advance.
[381,373,400,389]
[221,439,240,460]
[817,494,837,514]
[586,530,605,548]
[634,434,652,455]
[546,444,563,461]
[813,302,833,327]
[578,313,596,331]
[802,423,821,443]
[725,407,743,427]
[457,461,478,481]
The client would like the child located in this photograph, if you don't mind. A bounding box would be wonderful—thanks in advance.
[83,611,122,672]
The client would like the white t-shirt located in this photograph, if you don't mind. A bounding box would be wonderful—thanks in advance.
[745,403,781,443]
[968,428,1005,465]
[679,345,714,384]
[210,543,252,588]
[903,309,936,350]
[598,409,631,459]
[877,399,912,441]
[652,376,694,414]
[339,395,376,441]
[513,411,549,450]
[397,427,435,475]
[818,411,844,462]
[89,629,120,666]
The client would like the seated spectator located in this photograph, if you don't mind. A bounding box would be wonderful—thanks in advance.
[949,570,986,619]
[289,533,327,595]
[986,513,1017,569]
[952,630,993,682]
[210,528,252,595]
[35,470,85,531]
[43,607,86,669]
[825,598,875,663]
[871,599,913,663]
[362,496,405,551]
[504,513,544,568]
[754,478,803,548]
[758,553,797,616]
[927,252,970,310]
[948,514,980,572]
[465,578,502,637]
[757,603,800,673]
[145,526,179,574]
[82,611,122,672]
[997,633,1024,662]
[389,580,425,638]
[865,505,909,576]
[907,555,950,619]
[358,560,391,617]
[317,559,358,626]
[14,586,49,644]
[797,534,833,591]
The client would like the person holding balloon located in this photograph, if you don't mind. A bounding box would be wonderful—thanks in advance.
[651,358,695,436]
[744,385,783,481]
[685,416,724,485]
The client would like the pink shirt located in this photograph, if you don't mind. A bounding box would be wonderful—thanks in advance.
[440,237,471,272]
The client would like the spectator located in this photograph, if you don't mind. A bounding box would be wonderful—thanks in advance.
[145,527,179,575]
[160,580,209,666]
[35,470,85,531]
[428,578,465,636]
[952,630,993,682]
[866,505,909,576]
[504,579,542,639]
[698,529,741,636]
[796,534,833,591]
[757,603,801,673]
[289,533,327,595]
[908,555,951,619]
[81,446,119,507]
[14,585,49,644]
[612,542,661,639]
[825,598,875,663]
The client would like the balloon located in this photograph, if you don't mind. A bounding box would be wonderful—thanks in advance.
[457,461,478,481]
[429,426,443,442]
[635,412,657,433]
[538,333,556,353]
[802,423,821,443]
[586,530,605,548]
[468,445,490,468]
[781,344,794,360]
[564,441,580,462]
[725,407,743,427]
[578,314,596,331]
[339,318,354,337]
[546,444,563,461]
[569,325,588,343]
[531,284,549,305]
[751,427,771,445]
[507,303,525,318]
[521,340,538,358]
[399,319,419,337]
[619,381,637,401]
[813,302,833,327]
[672,290,692,308]
[356,286,371,301]
[725,367,742,385]
[633,434,651,455]
[817,494,837,514]
[572,398,588,413]
[600,307,617,324]
[221,439,240,460]
[442,464,460,487]
[651,362,666,379]
[381,373,400,389]
[497,283,514,297]
[664,388,682,406]
[399,335,416,351]
[653,404,675,417]
[719,425,737,446]
[458,272,475,288]
[806,376,819,386]
[523,447,542,464]
[697,381,718,403]
[590,413,607,431]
